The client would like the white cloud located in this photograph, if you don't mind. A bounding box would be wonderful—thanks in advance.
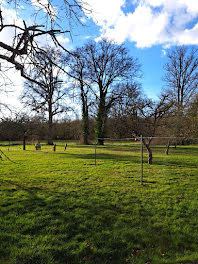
[174,23,198,45]
[0,62,24,112]
[162,49,167,56]
[85,0,125,28]
[0,5,25,48]
[97,4,169,48]
[84,0,198,48]
[36,34,72,51]
[146,0,164,7]
[56,36,70,44]
[84,35,91,39]
[80,17,87,24]
[178,0,198,15]
[0,4,25,111]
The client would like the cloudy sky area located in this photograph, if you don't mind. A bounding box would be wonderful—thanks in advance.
[1,0,198,112]
[81,0,198,98]
[85,0,198,47]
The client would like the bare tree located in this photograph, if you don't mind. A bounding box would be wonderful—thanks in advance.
[14,113,32,150]
[20,47,69,145]
[132,95,173,164]
[0,113,32,149]
[187,93,198,137]
[163,46,198,112]
[109,82,144,139]
[83,39,141,145]
[63,47,93,144]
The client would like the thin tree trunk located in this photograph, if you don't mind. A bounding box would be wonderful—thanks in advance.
[81,86,89,145]
[142,138,152,164]
[48,109,53,145]
[96,113,106,145]
[82,111,89,145]
[23,136,26,150]
[165,141,170,155]
[96,96,106,146]
[147,145,152,164]
[48,72,54,145]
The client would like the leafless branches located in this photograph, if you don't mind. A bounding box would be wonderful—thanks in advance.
[163,46,198,111]
[20,46,70,144]
[0,0,90,86]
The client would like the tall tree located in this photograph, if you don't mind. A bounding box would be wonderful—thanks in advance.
[63,47,93,144]
[20,47,69,145]
[163,46,198,112]
[83,39,141,145]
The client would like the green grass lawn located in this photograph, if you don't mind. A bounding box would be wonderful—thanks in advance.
[0,142,198,264]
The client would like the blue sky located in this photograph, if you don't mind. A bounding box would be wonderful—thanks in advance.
[71,30,167,100]
[67,0,198,99]
[1,0,198,109]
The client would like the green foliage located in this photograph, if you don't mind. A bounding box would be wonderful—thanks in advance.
[0,142,198,264]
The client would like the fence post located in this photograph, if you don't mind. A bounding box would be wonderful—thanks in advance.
[140,135,143,185]
[95,138,97,165]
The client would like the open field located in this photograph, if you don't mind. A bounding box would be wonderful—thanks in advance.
[0,142,198,264]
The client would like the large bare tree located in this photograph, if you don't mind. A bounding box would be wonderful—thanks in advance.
[63,47,93,145]
[163,46,198,112]
[20,47,69,145]
[83,39,142,145]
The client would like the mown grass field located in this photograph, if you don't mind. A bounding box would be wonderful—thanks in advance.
[0,141,198,264]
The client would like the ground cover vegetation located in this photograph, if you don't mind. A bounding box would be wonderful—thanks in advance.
[0,142,198,264]
[1,1,198,263]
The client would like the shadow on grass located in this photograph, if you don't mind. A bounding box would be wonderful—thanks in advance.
[59,151,198,170]
[65,152,141,166]
[2,180,197,264]
[153,156,198,168]
[69,144,141,152]
[0,182,137,263]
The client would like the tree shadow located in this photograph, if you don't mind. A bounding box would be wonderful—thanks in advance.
[1,178,197,264]
[65,152,141,164]
[153,156,198,168]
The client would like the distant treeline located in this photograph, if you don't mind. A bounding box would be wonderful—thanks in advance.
[0,113,197,144]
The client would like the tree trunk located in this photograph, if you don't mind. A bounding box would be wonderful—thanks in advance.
[96,111,106,145]
[147,145,152,164]
[48,108,53,145]
[96,95,106,145]
[81,88,89,145]
[82,110,89,145]
[142,138,152,164]
[23,136,26,150]
[165,141,170,155]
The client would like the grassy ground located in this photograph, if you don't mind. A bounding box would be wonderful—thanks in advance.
[0,141,198,264]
